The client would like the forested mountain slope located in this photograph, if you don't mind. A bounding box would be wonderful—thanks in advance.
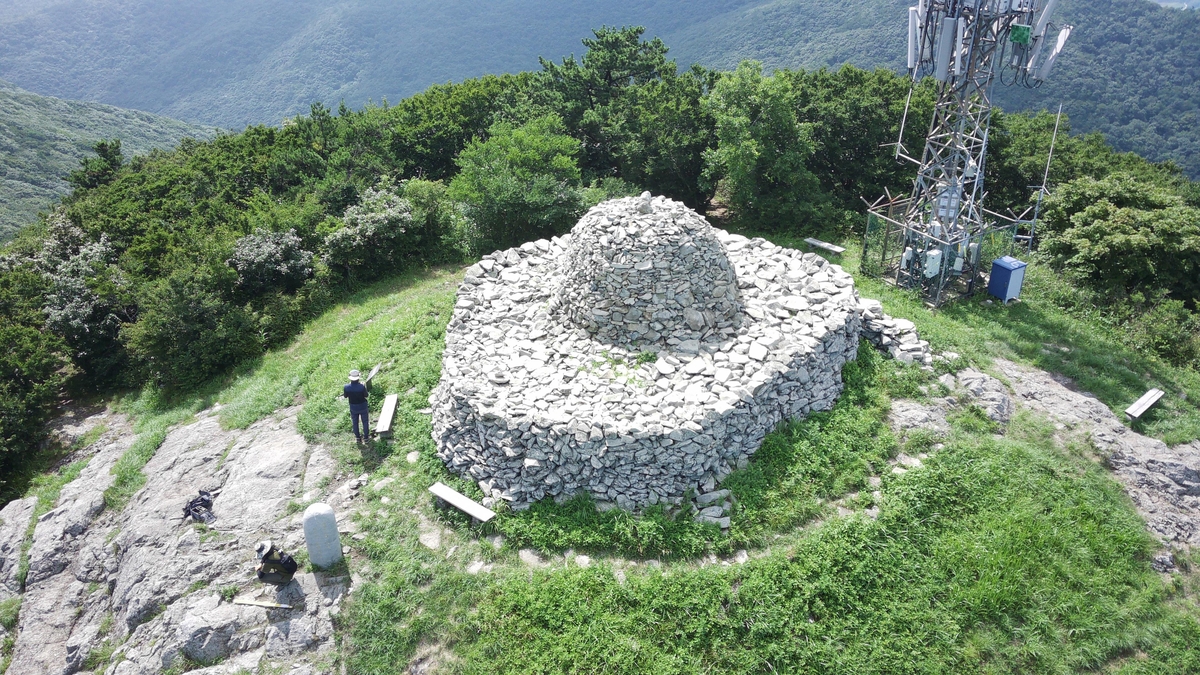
[0,80,213,242]
[667,0,1200,178]
[2,0,1197,177]
[0,0,761,129]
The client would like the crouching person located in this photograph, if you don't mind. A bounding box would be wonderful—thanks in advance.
[255,540,298,585]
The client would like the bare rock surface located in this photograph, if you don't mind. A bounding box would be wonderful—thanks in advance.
[0,497,36,597]
[956,368,1014,423]
[995,358,1200,547]
[889,399,950,436]
[7,405,349,675]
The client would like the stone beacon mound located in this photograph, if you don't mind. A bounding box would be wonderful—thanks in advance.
[429,193,862,515]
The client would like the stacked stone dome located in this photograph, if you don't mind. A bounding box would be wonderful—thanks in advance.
[429,194,862,514]
[552,192,739,345]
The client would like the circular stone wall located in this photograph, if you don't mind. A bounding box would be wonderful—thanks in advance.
[429,194,861,512]
[552,192,739,345]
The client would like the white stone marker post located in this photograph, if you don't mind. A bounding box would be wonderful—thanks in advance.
[302,503,343,568]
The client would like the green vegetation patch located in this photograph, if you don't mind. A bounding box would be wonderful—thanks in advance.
[452,419,1168,674]
[337,311,1199,672]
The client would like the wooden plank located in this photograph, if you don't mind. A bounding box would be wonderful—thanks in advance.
[803,237,846,254]
[376,393,399,436]
[233,598,292,609]
[429,481,496,522]
[1125,388,1164,419]
[365,362,382,385]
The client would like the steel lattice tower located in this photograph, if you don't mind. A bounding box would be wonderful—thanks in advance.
[863,0,1072,306]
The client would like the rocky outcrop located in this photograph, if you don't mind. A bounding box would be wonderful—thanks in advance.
[995,359,1200,547]
[430,194,861,513]
[955,368,1015,423]
[7,405,347,675]
[0,497,35,598]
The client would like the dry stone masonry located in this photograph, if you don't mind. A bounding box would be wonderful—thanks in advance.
[429,194,862,515]
[858,298,933,367]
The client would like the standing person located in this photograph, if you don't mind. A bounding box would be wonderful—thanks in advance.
[343,369,370,443]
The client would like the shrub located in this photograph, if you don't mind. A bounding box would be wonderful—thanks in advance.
[1122,296,1200,368]
[35,213,132,384]
[323,180,415,280]
[227,228,313,296]
[449,115,584,253]
[1040,172,1200,302]
[121,267,261,389]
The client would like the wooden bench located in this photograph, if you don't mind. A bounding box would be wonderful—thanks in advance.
[428,481,496,523]
[1126,388,1164,420]
[804,237,846,254]
[375,393,398,438]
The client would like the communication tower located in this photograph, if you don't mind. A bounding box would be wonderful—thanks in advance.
[862,0,1072,306]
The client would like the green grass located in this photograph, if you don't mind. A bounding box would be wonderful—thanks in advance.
[156,258,1194,673]
[0,597,20,632]
[446,411,1174,674]
[336,334,1200,674]
[81,635,122,672]
[32,257,1195,673]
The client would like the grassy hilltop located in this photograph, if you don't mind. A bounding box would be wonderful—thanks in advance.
[1,25,1198,672]
[86,251,1200,672]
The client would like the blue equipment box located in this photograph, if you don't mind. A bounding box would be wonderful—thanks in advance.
[987,256,1027,302]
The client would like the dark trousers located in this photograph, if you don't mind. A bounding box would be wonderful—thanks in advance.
[350,406,370,439]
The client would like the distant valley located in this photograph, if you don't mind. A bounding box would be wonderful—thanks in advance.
[0,80,213,241]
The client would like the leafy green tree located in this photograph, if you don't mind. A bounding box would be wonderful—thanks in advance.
[783,66,933,216]
[449,115,583,252]
[986,110,1192,218]
[703,62,826,230]
[539,26,672,181]
[68,139,125,190]
[1041,172,1200,302]
[0,265,66,461]
[611,65,717,211]
[121,266,261,389]
[383,74,531,181]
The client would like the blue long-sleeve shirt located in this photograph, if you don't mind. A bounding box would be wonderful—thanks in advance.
[343,381,369,412]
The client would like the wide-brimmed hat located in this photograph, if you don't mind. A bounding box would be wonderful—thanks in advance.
[348,369,361,381]
[255,540,274,560]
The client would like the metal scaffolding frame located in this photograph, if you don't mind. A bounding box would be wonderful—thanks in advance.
[864,0,1072,307]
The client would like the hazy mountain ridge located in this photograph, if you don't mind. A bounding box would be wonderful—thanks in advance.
[0,80,214,241]
[0,0,1197,176]
[0,0,762,128]
[666,0,1200,177]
